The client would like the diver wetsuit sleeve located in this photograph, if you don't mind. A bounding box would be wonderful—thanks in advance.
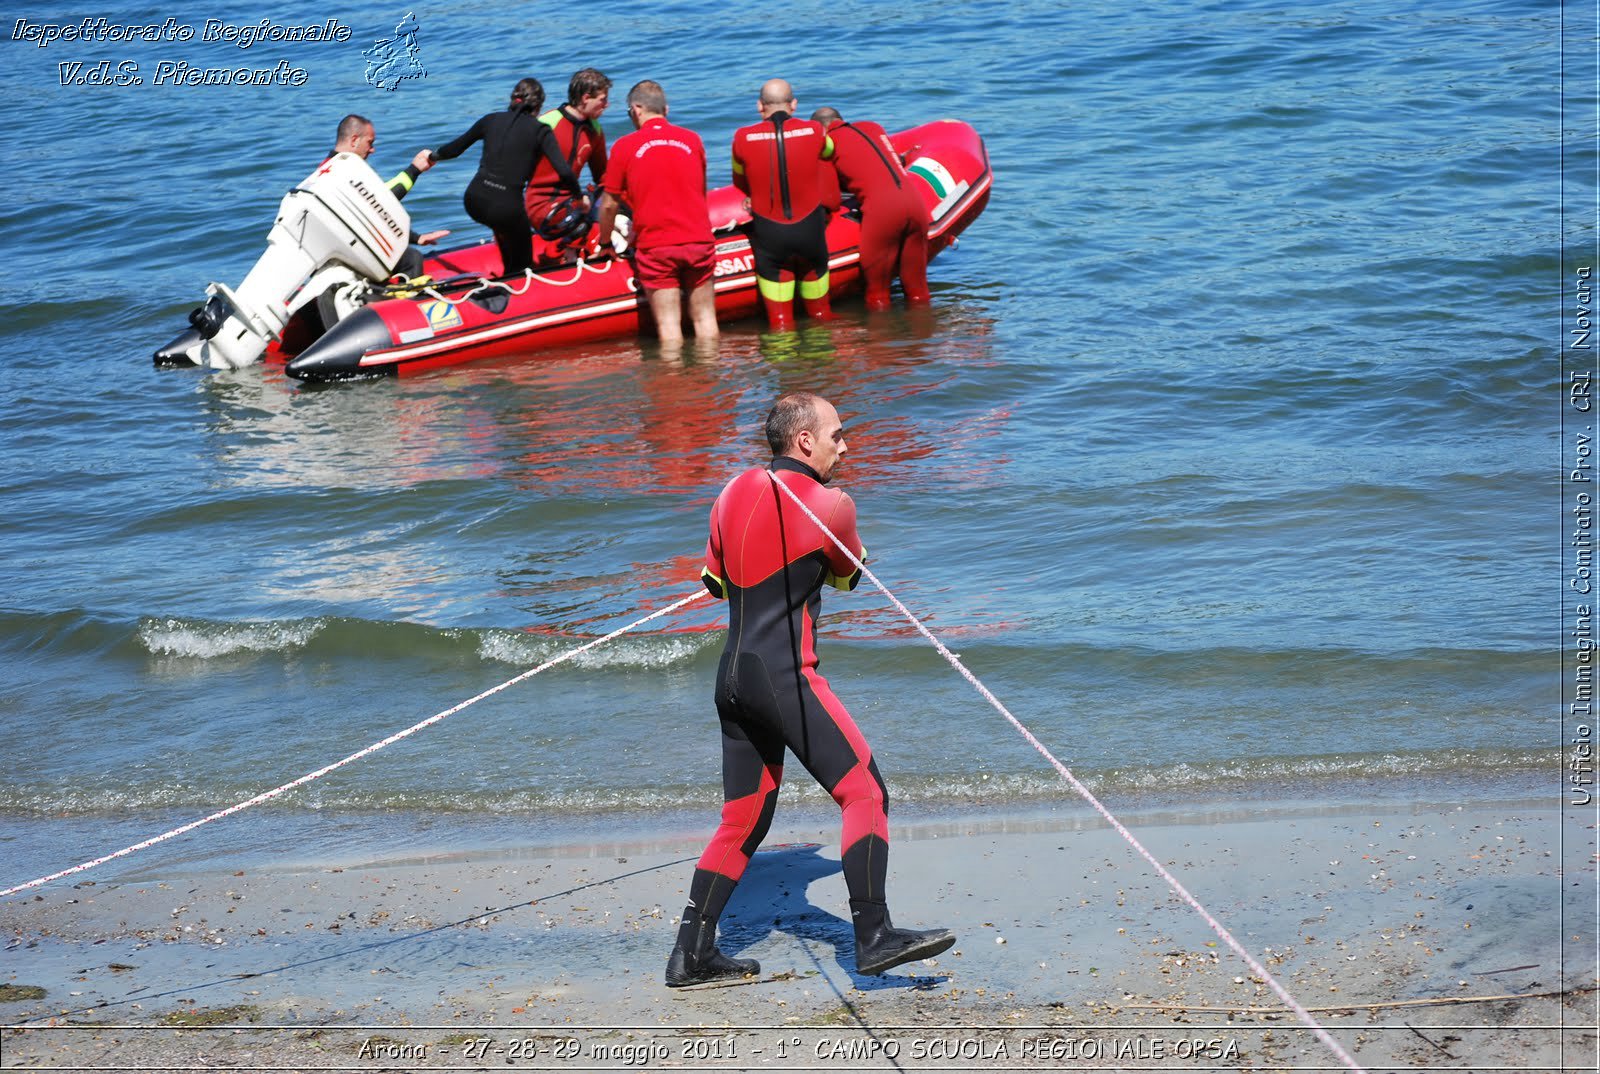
[382,166,424,242]
[537,125,584,196]
[822,491,865,592]
[387,163,422,200]
[590,122,608,185]
[433,115,487,162]
[701,497,728,599]
[731,141,749,195]
[820,156,842,213]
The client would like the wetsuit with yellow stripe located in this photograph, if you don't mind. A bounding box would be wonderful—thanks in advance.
[731,115,840,327]
[523,104,607,230]
[690,456,888,926]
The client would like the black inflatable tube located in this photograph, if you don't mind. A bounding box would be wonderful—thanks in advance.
[285,308,396,381]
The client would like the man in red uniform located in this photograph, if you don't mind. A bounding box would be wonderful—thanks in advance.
[596,80,718,345]
[811,107,932,311]
[731,79,840,331]
[523,68,611,242]
[665,392,956,987]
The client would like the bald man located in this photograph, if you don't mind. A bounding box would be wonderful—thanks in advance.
[730,79,840,331]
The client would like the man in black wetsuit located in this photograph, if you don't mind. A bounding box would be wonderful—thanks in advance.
[329,114,449,279]
[666,392,956,987]
[428,80,585,277]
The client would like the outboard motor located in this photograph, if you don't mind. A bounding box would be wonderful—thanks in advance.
[154,153,410,369]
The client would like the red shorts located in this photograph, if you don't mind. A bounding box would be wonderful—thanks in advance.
[634,241,715,292]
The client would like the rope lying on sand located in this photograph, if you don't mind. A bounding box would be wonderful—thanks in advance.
[766,473,1366,1074]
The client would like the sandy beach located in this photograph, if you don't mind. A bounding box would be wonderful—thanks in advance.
[2,792,1595,1072]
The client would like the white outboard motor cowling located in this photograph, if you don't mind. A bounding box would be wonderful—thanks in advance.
[158,153,411,370]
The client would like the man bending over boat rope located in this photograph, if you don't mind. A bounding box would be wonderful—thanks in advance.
[810,107,932,312]
[668,392,955,986]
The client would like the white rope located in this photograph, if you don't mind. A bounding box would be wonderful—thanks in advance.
[456,256,609,303]
[766,471,1366,1074]
[1,591,709,899]
[525,255,612,287]
[464,269,535,298]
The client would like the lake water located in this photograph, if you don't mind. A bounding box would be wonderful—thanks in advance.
[0,0,1563,889]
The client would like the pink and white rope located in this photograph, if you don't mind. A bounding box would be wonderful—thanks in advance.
[1,590,709,899]
[768,472,1365,1073]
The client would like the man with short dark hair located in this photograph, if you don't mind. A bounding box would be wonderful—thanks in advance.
[327,115,448,278]
[333,113,378,157]
[596,80,718,345]
[731,80,840,331]
[523,68,612,239]
[666,392,955,986]
[811,107,932,311]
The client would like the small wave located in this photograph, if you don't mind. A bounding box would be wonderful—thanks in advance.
[476,628,720,671]
[0,607,127,656]
[1082,748,1556,794]
[138,616,325,658]
[124,614,718,668]
[890,747,1559,805]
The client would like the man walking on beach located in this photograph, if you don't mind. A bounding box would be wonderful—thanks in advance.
[596,80,719,345]
[666,392,955,986]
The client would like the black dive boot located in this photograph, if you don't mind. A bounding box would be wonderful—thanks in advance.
[851,899,956,976]
[665,906,759,987]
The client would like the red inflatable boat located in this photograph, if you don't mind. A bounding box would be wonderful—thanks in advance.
[294,120,988,380]
[159,120,990,381]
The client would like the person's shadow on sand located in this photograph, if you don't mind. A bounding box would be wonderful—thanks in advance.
[713,842,949,993]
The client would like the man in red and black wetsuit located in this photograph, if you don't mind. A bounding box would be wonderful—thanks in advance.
[731,80,840,331]
[666,392,956,987]
[523,68,611,241]
[811,107,932,311]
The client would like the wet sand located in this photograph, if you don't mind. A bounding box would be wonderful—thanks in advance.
[2,795,1595,1071]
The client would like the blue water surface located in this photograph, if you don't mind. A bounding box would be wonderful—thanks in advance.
[0,0,1561,883]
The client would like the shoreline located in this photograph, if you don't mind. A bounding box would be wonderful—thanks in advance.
[2,783,1596,1070]
[0,764,1561,886]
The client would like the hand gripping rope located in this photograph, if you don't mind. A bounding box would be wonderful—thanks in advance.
[0,590,707,900]
[764,472,1365,1074]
